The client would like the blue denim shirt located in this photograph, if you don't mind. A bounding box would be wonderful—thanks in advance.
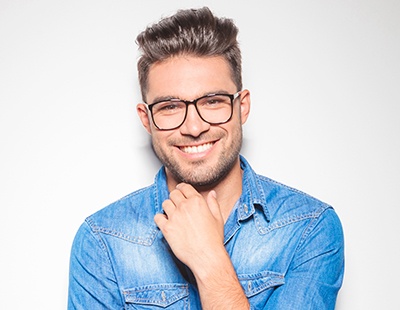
[68,156,344,309]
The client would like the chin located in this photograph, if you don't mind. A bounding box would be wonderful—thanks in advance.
[171,161,234,188]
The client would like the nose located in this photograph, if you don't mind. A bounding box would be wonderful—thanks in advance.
[179,104,210,137]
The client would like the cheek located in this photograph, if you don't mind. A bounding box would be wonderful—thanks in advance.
[225,116,242,136]
[150,131,173,149]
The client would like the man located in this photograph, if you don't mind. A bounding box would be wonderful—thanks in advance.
[68,7,344,309]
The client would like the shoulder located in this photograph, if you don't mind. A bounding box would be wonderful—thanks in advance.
[256,173,338,223]
[255,173,344,249]
[83,184,158,241]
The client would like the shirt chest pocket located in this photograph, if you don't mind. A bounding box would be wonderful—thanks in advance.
[123,284,189,309]
[238,270,285,306]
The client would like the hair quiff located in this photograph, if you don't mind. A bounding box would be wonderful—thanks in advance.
[136,7,242,101]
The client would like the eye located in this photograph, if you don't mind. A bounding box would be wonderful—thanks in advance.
[160,103,178,110]
[200,95,229,108]
[206,98,221,105]
[154,101,184,114]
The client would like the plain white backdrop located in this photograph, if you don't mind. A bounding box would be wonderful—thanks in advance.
[1,0,399,309]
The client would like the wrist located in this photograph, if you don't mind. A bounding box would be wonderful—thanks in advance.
[190,246,236,285]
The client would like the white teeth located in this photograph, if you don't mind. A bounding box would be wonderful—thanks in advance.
[181,142,213,154]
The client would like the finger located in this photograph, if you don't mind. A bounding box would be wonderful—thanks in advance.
[168,188,186,205]
[206,190,223,222]
[162,199,176,217]
[175,183,200,198]
[154,213,168,230]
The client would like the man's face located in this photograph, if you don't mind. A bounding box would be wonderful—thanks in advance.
[137,55,250,188]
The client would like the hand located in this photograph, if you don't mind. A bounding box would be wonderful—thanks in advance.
[154,183,225,271]
[155,183,249,309]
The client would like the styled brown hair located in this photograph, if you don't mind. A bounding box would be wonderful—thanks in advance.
[136,7,242,101]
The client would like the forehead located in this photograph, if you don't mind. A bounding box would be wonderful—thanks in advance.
[146,55,236,102]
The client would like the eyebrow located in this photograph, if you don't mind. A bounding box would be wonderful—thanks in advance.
[149,90,232,105]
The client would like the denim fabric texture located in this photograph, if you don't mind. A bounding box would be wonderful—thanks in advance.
[68,156,344,309]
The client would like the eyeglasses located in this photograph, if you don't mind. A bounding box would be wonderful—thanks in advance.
[146,92,241,130]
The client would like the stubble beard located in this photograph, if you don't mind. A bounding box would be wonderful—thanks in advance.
[152,127,243,188]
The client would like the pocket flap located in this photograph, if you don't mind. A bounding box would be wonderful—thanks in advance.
[123,284,188,307]
[238,270,285,297]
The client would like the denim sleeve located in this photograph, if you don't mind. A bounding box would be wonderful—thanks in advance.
[266,208,345,309]
[68,222,123,309]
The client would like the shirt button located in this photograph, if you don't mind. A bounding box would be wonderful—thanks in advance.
[248,281,252,291]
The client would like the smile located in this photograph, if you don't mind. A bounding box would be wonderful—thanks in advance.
[179,142,214,154]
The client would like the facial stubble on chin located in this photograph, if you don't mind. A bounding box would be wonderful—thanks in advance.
[150,128,243,188]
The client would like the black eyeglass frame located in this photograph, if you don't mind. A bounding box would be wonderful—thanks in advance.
[146,91,241,130]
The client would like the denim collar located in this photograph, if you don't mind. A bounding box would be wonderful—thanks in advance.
[152,155,270,221]
[238,155,269,221]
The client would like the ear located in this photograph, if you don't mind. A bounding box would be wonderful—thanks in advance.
[136,103,152,135]
[239,89,251,125]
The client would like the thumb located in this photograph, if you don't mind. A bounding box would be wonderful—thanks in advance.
[207,190,223,223]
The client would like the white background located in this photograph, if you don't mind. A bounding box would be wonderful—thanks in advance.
[1,0,399,309]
